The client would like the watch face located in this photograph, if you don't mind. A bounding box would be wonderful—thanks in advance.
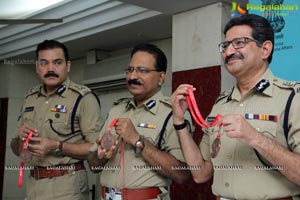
[55,148,62,156]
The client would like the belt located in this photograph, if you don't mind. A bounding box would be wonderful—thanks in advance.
[30,162,85,180]
[102,186,161,200]
[216,197,293,200]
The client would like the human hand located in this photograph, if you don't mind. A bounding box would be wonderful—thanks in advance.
[27,137,57,157]
[96,137,118,160]
[221,114,259,145]
[115,118,139,146]
[171,84,195,124]
[18,124,38,141]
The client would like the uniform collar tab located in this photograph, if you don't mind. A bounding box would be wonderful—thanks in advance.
[145,100,156,110]
[56,84,67,95]
[255,79,270,93]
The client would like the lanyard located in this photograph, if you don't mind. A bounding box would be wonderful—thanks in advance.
[186,87,222,158]
[102,118,125,189]
[18,131,34,187]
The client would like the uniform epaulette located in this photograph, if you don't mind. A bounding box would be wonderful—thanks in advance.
[160,96,172,108]
[293,82,300,94]
[25,85,41,98]
[273,78,296,89]
[215,88,233,104]
[68,82,91,96]
[113,97,131,106]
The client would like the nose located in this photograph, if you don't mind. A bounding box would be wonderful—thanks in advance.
[46,61,57,71]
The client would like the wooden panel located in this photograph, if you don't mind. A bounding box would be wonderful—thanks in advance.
[170,66,221,200]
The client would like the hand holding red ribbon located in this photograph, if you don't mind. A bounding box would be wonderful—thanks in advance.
[186,87,222,158]
[18,131,34,187]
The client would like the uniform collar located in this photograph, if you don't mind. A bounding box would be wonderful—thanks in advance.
[127,91,163,115]
[230,68,274,101]
[39,77,70,97]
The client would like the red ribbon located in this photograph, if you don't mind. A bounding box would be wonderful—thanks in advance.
[186,87,222,128]
[18,131,34,188]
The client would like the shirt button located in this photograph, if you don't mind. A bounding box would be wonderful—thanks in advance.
[225,182,229,187]
[45,101,49,104]
[239,103,243,107]
[256,127,260,131]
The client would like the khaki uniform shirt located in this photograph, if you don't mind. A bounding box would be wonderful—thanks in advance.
[91,91,187,189]
[200,69,300,199]
[17,77,102,166]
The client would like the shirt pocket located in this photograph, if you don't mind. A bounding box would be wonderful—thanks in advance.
[22,110,35,125]
[47,111,72,136]
[249,120,277,139]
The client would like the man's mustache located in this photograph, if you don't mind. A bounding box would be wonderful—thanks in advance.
[127,79,142,85]
[225,53,244,64]
[44,71,59,78]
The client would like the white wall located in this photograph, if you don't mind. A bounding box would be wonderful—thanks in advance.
[172,2,235,92]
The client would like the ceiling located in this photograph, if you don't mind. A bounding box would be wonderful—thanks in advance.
[0,0,246,61]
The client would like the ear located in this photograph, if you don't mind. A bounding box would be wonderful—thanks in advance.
[261,40,273,61]
[158,72,166,86]
[35,61,39,74]
[67,60,71,72]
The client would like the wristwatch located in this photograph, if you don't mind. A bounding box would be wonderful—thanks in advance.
[135,135,145,154]
[54,141,64,156]
[173,120,188,131]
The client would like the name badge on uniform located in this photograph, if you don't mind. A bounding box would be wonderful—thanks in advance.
[24,106,34,112]
[50,105,67,113]
[137,122,156,129]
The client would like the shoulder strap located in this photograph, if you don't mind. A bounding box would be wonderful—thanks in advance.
[71,92,101,137]
[157,111,173,150]
[254,89,296,169]
[283,90,295,146]
[71,94,83,135]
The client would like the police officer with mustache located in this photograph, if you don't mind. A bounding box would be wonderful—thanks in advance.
[88,43,192,200]
[11,40,102,200]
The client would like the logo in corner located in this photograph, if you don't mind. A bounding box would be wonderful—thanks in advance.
[231,2,247,18]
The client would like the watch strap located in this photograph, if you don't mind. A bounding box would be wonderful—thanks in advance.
[173,120,188,131]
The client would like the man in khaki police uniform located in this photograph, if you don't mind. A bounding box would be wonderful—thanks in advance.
[10,40,102,200]
[88,43,191,200]
[172,14,300,200]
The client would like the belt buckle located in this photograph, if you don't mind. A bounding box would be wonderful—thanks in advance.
[105,187,122,200]
[68,164,76,175]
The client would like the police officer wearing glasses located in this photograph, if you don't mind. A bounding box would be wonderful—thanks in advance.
[88,43,191,200]
[172,14,300,200]
[10,40,102,200]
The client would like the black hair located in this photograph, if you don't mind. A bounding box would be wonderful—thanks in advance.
[130,43,167,72]
[224,14,274,63]
[36,40,69,61]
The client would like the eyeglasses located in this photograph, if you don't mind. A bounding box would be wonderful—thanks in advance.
[125,66,159,74]
[218,37,260,53]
